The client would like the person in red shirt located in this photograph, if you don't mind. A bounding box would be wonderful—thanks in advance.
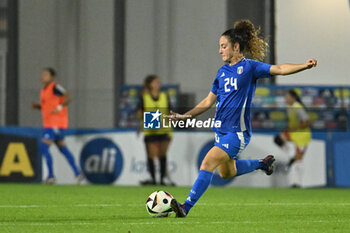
[32,68,83,184]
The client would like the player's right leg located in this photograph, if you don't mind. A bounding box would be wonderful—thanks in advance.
[141,138,159,185]
[171,146,229,217]
[41,129,55,183]
[56,140,80,177]
[217,155,275,179]
[216,131,275,177]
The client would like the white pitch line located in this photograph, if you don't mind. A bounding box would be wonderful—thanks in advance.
[0,205,43,208]
[124,219,350,225]
[0,204,140,208]
[0,219,349,226]
[200,202,350,206]
[0,202,350,208]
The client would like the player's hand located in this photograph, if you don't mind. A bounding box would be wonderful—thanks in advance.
[51,109,59,114]
[168,111,189,121]
[166,111,179,121]
[305,58,317,69]
[51,104,63,114]
[31,102,40,109]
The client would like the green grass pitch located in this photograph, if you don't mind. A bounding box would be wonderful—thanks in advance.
[0,184,350,233]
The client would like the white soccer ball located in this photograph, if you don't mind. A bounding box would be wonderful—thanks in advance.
[146,190,174,217]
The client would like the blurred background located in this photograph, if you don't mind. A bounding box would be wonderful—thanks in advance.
[0,0,349,187]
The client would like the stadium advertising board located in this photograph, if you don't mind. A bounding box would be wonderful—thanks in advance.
[0,134,40,182]
[47,131,326,188]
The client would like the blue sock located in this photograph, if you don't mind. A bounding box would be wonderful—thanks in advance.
[59,146,80,176]
[184,170,213,213]
[235,159,264,176]
[41,142,54,178]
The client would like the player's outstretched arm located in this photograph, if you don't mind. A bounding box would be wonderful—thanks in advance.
[61,92,71,106]
[170,92,216,120]
[270,58,317,76]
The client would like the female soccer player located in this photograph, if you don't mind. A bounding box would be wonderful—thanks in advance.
[278,89,312,187]
[31,68,83,184]
[170,20,317,217]
[137,75,175,186]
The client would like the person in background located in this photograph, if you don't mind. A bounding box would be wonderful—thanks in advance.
[31,68,83,184]
[137,74,175,186]
[274,89,312,187]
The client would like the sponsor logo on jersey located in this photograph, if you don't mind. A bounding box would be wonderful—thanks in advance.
[215,133,220,143]
[237,66,243,74]
[220,72,225,77]
[222,144,229,149]
[143,110,161,129]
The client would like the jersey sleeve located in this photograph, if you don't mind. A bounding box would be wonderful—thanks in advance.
[210,71,220,95]
[53,84,66,96]
[251,60,272,79]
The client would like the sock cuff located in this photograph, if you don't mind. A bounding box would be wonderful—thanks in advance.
[199,170,213,177]
[59,145,68,151]
[40,142,49,151]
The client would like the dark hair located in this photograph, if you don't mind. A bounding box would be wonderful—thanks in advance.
[43,67,56,77]
[287,89,306,109]
[221,19,268,61]
[143,74,159,91]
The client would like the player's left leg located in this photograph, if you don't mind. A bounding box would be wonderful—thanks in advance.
[55,130,80,177]
[217,155,275,179]
[217,159,237,178]
[159,136,174,185]
[217,131,275,177]
[290,146,306,187]
[171,146,229,217]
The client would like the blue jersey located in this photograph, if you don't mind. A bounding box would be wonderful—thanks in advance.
[211,58,271,133]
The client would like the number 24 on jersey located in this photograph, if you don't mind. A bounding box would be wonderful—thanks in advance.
[224,77,237,92]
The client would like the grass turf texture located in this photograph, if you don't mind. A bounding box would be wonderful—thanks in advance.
[0,184,349,233]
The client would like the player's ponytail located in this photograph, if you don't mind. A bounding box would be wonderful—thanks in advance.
[288,89,307,109]
[222,20,268,61]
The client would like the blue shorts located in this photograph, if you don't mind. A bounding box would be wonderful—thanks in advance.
[42,128,66,141]
[214,131,251,159]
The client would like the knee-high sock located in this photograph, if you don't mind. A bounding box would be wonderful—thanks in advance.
[235,159,264,176]
[159,156,167,182]
[290,160,303,187]
[147,158,156,182]
[184,170,213,214]
[41,142,54,178]
[59,146,80,176]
